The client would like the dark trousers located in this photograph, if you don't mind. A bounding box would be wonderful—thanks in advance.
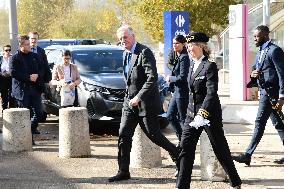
[176,118,242,189]
[245,94,284,156]
[166,94,188,141]
[16,87,42,132]
[0,76,13,110]
[117,104,178,172]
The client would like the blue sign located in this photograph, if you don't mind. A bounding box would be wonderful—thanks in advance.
[163,11,189,74]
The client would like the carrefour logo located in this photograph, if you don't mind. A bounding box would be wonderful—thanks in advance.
[175,15,185,28]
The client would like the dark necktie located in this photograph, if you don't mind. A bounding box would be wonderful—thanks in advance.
[124,52,132,78]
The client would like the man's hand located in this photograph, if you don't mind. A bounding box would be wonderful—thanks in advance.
[276,99,284,111]
[30,74,38,82]
[166,75,171,83]
[251,70,261,78]
[129,96,140,107]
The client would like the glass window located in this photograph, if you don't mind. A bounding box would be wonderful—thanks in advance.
[72,50,123,73]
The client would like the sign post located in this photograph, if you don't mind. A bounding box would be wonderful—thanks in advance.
[163,11,189,75]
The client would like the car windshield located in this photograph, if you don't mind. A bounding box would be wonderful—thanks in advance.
[72,50,123,73]
[38,40,77,49]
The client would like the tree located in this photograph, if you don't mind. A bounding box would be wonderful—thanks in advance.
[17,0,74,38]
[133,0,243,42]
[48,3,120,42]
[0,9,9,47]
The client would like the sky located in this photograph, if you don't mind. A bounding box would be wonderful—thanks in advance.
[0,0,9,9]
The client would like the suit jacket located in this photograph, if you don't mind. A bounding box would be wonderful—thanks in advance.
[187,56,222,124]
[36,46,52,83]
[123,42,161,116]
[50,63,81,86]
[252,42,284,99]
[170,47,190,98]
[11,51,44,100]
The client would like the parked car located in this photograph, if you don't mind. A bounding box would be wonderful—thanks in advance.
[38,38,108,49]
[42,45,170,130]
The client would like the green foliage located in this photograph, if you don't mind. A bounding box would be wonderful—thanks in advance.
[0,9,9,48]
[133,0,243,42]
[17,0,74,38]
[48,3,120,42]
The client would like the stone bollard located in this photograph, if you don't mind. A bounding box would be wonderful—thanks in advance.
[2,108,32,152]
[130,126,162,168]
[59,107,90,158]
[200,131,227,181]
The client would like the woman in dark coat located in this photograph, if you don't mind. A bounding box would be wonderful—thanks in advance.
[166,35,190,143]
[175,32,242,189]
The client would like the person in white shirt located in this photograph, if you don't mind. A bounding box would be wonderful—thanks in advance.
[0,44,15,111]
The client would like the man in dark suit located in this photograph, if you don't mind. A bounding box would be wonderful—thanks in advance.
[28,31,52,132]
[11,35,45,141]
[233,25,284,165]
[28,31,51,83]
[108,25,179,182]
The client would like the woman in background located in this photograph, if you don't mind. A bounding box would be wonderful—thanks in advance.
[50,50,81,107]
[166,35,190,143]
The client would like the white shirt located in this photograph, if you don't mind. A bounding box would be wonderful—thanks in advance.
[192,55,205,73]
[1,57,11,73]
[63,65,72,82]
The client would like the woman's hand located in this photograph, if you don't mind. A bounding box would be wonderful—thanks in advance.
[69,82,76,90]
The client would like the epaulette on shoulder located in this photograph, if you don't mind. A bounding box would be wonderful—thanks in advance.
[208,58,215,63]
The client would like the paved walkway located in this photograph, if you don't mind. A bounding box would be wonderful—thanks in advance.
[0,114,284,189]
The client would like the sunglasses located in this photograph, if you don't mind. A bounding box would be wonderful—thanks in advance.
[4,49,11,52]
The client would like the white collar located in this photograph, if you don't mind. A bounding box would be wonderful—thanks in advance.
[192,55,205,72]
[192,55,205,64]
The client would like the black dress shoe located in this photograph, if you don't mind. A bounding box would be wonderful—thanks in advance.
[232,153,251,166]
[108,171,130,182]
[273,157,284,164]
[32,129,40,135]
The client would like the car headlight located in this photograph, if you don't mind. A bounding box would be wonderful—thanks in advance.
[83,82,110,94]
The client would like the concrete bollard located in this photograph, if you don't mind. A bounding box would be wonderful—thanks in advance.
[200,131,227,181]
[130,126,162,168]
[2,108,32,152]
[59,107,90,158]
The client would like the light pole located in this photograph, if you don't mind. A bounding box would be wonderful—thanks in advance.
[8,0,18,54]
[263,0,270,26]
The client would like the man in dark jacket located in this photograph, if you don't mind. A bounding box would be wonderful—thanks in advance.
[11,35,45,138]
[108,25,179,182]
[28,31,52,131]
[233,25,284,165]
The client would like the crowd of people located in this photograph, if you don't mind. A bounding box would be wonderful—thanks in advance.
[1,24,284,189]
